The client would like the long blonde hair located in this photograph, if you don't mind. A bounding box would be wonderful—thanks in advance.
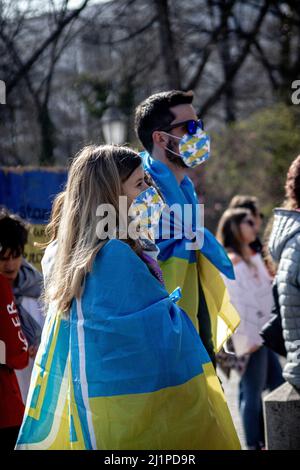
[46,144,143,314]
[46,191,65,244]
[36,191,65,250]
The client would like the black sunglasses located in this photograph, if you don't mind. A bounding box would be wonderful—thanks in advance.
[160,118,204,136]
[243,218,255,228]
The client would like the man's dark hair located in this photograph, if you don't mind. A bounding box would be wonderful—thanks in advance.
[228,195,259,217]
[0,208,28,258]
[134,90,194,153]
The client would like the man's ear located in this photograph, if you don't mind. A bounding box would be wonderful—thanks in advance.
[152,130,167,149]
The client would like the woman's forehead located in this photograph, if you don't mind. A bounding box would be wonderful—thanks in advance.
[131,165,144,179]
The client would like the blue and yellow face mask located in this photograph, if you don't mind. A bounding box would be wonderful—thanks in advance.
[163,126,211,168]
[129,186,165,241]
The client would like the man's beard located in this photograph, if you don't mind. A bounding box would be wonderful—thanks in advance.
[165,139,188,169]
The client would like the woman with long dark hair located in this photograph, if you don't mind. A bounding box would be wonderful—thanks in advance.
[217,207,283,450]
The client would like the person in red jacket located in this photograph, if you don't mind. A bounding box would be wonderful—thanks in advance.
[0,272,29,450]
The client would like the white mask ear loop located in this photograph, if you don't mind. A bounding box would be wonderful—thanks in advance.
[160,131,182,158]
[164,147,182,158]
[160,131,181,140]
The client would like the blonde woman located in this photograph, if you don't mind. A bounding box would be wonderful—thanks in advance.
[16,145,240,450]
[217,207,283,450]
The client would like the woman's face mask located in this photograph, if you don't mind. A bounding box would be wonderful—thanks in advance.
[163,126,211,168]
[129,186,165,241]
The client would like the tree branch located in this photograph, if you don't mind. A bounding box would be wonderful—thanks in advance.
[6,0,89,95]
[199,0,270,116]
[186,0,236,90]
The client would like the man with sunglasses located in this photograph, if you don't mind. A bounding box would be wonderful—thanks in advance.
[135,90,239,368]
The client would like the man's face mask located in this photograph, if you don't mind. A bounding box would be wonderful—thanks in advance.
[129,186,165,241]
[161,119,211,168]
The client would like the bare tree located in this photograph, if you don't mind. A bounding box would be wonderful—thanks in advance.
[1,0,89,95]
[0,0,90,164]
[1,0,299,166]
[250,1,300,102]
[154,0,182,89]
[199,0,271,117]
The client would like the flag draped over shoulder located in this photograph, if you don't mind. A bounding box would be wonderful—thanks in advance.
[142,152,240,352]
[16,239,240,450]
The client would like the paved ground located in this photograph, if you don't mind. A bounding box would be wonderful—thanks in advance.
[218,357,286,450]
[217,367,246,449]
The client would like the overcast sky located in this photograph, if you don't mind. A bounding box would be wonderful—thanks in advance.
[2,0,108,15]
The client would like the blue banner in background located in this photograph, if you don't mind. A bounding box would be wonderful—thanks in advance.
[0,167,67,270]
[0,168,67,224]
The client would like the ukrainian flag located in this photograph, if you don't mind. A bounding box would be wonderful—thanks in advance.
[16,239,240,449]
[142,152,240,352]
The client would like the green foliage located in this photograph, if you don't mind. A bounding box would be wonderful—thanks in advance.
[75,74,109,119]
[204,103,300,232]
[76,73,137,143]
[117,76,136,142]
